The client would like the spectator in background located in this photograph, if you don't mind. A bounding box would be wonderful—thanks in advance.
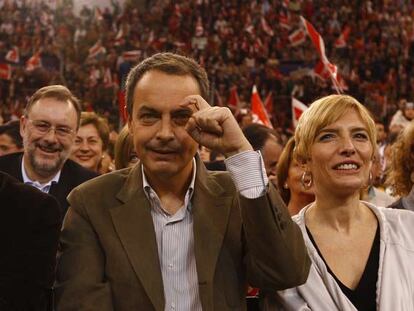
[0,120,23,156]
[113,125,138,170]
[361,147,395,207]
[276,137,314,215]
[0,171,61,311]
[0,85,98,215]
[243,123,283,183]
[387,121,414,211]
[389,101,414,134]
[70,111,110,173]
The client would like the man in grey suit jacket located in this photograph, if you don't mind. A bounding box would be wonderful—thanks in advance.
[55,53,310,311]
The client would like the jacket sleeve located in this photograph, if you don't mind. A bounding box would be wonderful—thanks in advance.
[54,188,114,311]
[241,183,311,291]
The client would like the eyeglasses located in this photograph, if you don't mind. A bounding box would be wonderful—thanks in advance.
[27,119,75,138]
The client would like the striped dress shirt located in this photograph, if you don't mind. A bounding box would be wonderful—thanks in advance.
[142,151,268,311]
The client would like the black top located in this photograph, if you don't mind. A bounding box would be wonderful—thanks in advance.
[307,226,380,311]
[0,171,61,311]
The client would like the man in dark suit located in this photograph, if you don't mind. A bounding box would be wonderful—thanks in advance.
[0,85,97,215]
[55,53,310,311]
[0,171,61,311]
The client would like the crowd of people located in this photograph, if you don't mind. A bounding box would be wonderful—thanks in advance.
[1,0,414,131]
[0,1,414,311]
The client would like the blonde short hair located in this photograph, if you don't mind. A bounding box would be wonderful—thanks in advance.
[294,95,377,162]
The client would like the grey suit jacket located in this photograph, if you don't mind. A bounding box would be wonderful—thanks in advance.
[55,158,309,311]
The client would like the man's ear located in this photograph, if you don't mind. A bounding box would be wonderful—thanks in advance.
[20,115,27,137]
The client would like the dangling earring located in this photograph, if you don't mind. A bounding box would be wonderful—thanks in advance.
[368,171,373,185]
[301,171,313,190]
[283,182,289,189]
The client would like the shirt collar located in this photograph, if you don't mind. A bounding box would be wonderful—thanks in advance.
[142,157,197,211]
[21,156,61,192]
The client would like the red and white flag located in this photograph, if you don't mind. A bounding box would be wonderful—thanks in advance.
[228,86,240,107]
[300,16,342,93]
[264,91,273,115]
[288,28,306,46]
[26,52,41,71]
[313,60,337,81]
[195,16,204,37]
[251,85,273,128]
[0,63,12,80]
[334,25,351,49]
[122,50,141,62]
[88,40,106,59]
[5,46,19,63]
[292,97,308,128]
[261,17,274,36]
[279,13,290,30]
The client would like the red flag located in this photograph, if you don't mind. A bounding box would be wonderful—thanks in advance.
[26,52,41,71]
[88,40,106,59]
[288,28,306,46]
[313,60,337,81]
[279,13,291,30]
[264,92,273,115]
[122,50,141,62]
[334,25,351,48]
[118,90,127,123]
[291,97,308,128]
[228,86,239,107]
[261,17,274,36]
[5,46,19,63]
[251,85,273,128]
[195,16,204,37]
[0,63,12,80]
[300,16,342,93]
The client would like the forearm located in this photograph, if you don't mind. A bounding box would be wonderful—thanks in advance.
[241,184,310,290]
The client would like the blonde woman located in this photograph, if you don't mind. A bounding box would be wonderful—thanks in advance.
[266,95,414,310]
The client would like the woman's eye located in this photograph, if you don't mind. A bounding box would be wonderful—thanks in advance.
[319,133,334,141]
[354,132,368,140]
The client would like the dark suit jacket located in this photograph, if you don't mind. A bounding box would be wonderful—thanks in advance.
[0,152,98,215]
[55,158,310,311]
[0,171,61,311]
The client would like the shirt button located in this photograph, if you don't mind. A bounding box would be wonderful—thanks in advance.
[168,263,173,269]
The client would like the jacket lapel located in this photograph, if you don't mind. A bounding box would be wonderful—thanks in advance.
[110,164,165,311]
[192,158,234,309]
